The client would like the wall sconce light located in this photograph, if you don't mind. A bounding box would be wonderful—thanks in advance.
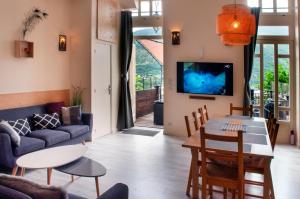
[172,31,180,45]
[58,35,67,51]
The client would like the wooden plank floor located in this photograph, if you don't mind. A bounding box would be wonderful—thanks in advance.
[12,130,300,199]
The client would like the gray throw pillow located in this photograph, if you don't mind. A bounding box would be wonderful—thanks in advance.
[0,121,21,147]
[0,174,68,199]
[62,106,82,125]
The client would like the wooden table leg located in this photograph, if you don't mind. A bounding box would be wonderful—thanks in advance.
[266,162,275,199]
[12,166,18,176]
[47,168,52,185]
[263,158,271,199]
[191,148,199,199]
[95,177,100,197]
[20,168,25,176]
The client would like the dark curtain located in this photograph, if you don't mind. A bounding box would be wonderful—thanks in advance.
[243,8,260,115]
[117,11,134,130]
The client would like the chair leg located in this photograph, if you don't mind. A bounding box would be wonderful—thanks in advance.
[239,184,244,199]
[186,162,192,196]
[202,179,207,199]
[224,188,227,199]
[231,189,235,199]
[209,185,213,198]
[267,167,275,199]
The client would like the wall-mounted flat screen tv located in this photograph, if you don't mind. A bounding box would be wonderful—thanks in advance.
[177,62,233,96]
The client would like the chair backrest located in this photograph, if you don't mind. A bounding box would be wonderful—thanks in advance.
[230,103,253,117]
[192,111,204,131]
[198,105,209,124]
[184,116,193,137]
[269,121,280,150]
[267,113,274,133]
[200,127,244,187]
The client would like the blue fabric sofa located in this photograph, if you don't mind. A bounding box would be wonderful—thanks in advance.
[0,183,129,199]
[0,104,93,169]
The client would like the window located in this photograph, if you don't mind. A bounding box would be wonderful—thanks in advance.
[133,27,162,37]
[132,0,163,17]
[250,42,292,121]
[258,26,289,36]
[247,0,289,13]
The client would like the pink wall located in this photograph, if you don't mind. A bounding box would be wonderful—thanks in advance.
[0,0,72,94]
[163,0,245,136]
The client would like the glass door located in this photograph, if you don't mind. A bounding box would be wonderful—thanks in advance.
[250,40,293,122]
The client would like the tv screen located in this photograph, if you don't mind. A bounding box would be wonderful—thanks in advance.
[177,62,233,96]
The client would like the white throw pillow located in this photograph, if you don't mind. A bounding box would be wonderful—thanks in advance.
[0,121,21,146]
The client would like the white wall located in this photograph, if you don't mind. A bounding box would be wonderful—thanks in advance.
[295,0,300,147]
[91,0,121,134]
[69,0,92,112]
[163,0,245,137]
[0,0,71,94]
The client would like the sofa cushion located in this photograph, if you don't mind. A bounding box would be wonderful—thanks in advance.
[45,102,65,116]
[28,130,70,147]
[33,113,61,130]
[0,121,21,146]
[13,136,45,157]
[0,175,68,199]
[56,125,89,139]
[62,106,82,125]
[8,118,31,136]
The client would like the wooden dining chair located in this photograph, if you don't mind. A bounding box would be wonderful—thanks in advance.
[244,120,279,199]
[230,103,253,117]
[184,115,202,196]
[199,105,209,123]
[267,113,274,134]
[192,111,204,130]
[200,127,244,199]
[269,121,280,151]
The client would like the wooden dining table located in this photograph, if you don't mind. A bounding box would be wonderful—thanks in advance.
[182,115,274,199]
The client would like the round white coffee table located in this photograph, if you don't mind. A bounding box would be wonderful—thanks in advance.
[14,144,88,185]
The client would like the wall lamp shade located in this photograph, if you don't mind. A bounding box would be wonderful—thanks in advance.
[58,35,67,51]
[172,31,180,45]
[216,4,256,46]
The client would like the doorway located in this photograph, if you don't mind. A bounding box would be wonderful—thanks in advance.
[92,43,112,138]
[132,28,164,128]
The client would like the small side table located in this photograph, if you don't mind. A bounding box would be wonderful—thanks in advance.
[55,157,106,197]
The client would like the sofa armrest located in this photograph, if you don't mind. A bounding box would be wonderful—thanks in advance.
[97,183,128,199]
[0,184,32,199]
[0,133,16,168]
[81,113,93,133]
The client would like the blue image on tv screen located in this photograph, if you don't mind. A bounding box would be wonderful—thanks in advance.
[181,62,232,95]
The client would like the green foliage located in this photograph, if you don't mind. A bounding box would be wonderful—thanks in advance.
[263,63,289,93]
[71,85,85,107]
[135,40,163,91]
[250,44,290,95]
[136,75,144,91]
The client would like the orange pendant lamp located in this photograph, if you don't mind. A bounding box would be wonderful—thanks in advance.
[217,3,256,46]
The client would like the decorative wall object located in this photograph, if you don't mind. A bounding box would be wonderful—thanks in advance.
[216,3,256,46]
[22,8,48,39]
[172,31,180,45]
[58,35,67,51]
[97,0,118,43]
[15,40,34,58]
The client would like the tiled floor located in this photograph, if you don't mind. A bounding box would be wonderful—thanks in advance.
[135,112,163,129]
[5,131,300,199]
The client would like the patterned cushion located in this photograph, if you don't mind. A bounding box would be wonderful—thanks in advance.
[33,113,61,130]
[62,106,82,125]
[8,118,31,136]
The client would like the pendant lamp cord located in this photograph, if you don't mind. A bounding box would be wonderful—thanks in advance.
[234,0,237,19]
